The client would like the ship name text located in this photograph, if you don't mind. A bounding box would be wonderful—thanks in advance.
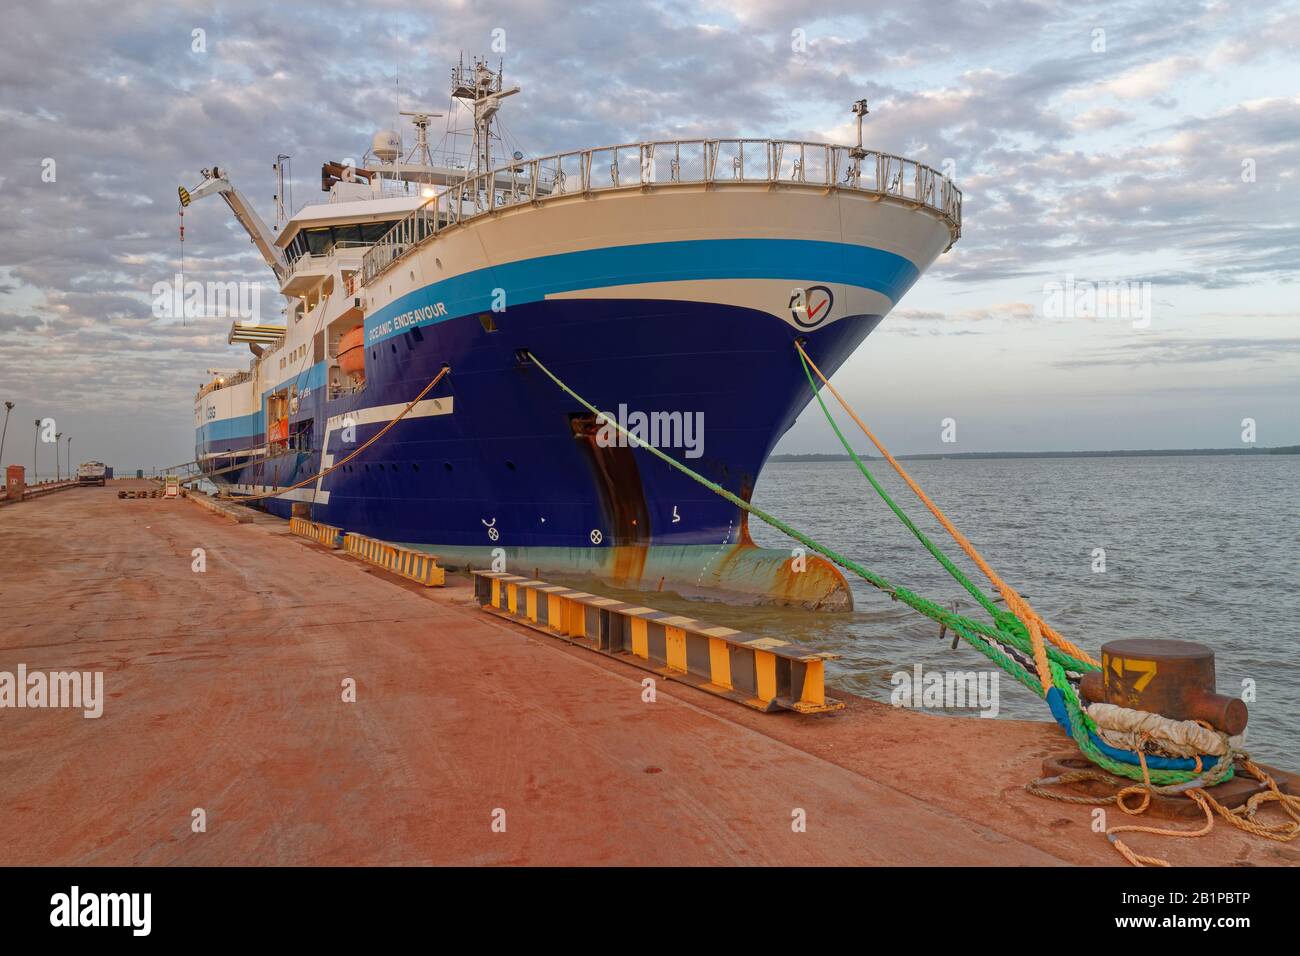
[369,302,449,342]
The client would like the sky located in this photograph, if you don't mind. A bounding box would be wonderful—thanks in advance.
[0,0,1297,474]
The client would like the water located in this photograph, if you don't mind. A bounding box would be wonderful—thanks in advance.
[617,457,1299,768]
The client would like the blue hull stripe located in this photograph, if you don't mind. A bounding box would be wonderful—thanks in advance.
[199,240,916,454]
[198,410,263,444]
[365,238,919,345]
[196,362,327,445]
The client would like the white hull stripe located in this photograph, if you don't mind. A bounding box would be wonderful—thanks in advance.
[325,397,454,431]
[227,484,330,505]
[317,396,456,499]
[546,278,894,330]
[218,399,455,505]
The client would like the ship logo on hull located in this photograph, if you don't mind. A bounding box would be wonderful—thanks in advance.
[790,285,834,329]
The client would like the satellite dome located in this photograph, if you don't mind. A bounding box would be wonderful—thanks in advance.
[371,129,402,162]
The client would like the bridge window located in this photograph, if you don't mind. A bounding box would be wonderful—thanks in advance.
[332,224,364,245]
[305,228,332,255]
[286,221,403,263]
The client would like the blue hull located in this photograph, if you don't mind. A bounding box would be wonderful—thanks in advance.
[200,296,877,562]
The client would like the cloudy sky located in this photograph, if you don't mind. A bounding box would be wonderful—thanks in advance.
[1,0,1297,473]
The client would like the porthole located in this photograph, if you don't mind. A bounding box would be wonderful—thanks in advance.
[443,462,453,472]
[505,460,516,472]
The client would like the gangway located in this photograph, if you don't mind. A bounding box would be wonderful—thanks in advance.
[162,456,274,487]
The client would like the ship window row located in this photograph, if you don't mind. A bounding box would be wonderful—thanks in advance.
[279,343,309,369]
[286,221,401,261]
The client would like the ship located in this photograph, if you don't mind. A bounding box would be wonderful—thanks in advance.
[184,57,961,609]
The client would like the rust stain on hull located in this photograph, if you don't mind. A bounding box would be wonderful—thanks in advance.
[709,541,851,610]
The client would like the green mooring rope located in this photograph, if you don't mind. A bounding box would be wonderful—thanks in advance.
[525,349,1228,787]
[527,353,1045,681]
[794,346,1095,675]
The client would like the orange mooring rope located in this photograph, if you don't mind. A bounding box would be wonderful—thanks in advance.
[794,341,1100,685]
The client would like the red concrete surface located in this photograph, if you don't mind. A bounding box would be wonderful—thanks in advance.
[0,481,1295,866]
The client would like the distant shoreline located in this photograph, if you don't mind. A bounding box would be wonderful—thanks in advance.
[769,446,1300,462]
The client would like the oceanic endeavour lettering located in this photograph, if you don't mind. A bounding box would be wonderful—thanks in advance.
[367,302,449,342]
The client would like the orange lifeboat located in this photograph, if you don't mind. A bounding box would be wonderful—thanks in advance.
[337,326,366,379]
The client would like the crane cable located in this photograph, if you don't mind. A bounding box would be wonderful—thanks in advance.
[218,364,450,503]
[178,205,185,327]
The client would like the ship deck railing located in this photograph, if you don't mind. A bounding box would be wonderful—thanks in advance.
[361,138,963,286]
[196,368,253,401]
[328,382,363,401]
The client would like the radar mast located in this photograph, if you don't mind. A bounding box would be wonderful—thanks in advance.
[450,55,519,177]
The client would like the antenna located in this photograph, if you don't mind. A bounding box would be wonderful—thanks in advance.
[272,154,291,229]
[851,98,870,158]
[450,54,519,176]
[399,110,445,168]
[847,98,871,184]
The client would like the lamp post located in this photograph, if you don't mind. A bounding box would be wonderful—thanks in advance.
[33,419,41,483]
[55,432,63,480]
[0,400,13,468]
[66,435,72,480]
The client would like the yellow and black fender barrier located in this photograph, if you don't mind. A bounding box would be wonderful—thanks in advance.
[289,516,343,549]
[471,570,842,714]
[343,533,445,587]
